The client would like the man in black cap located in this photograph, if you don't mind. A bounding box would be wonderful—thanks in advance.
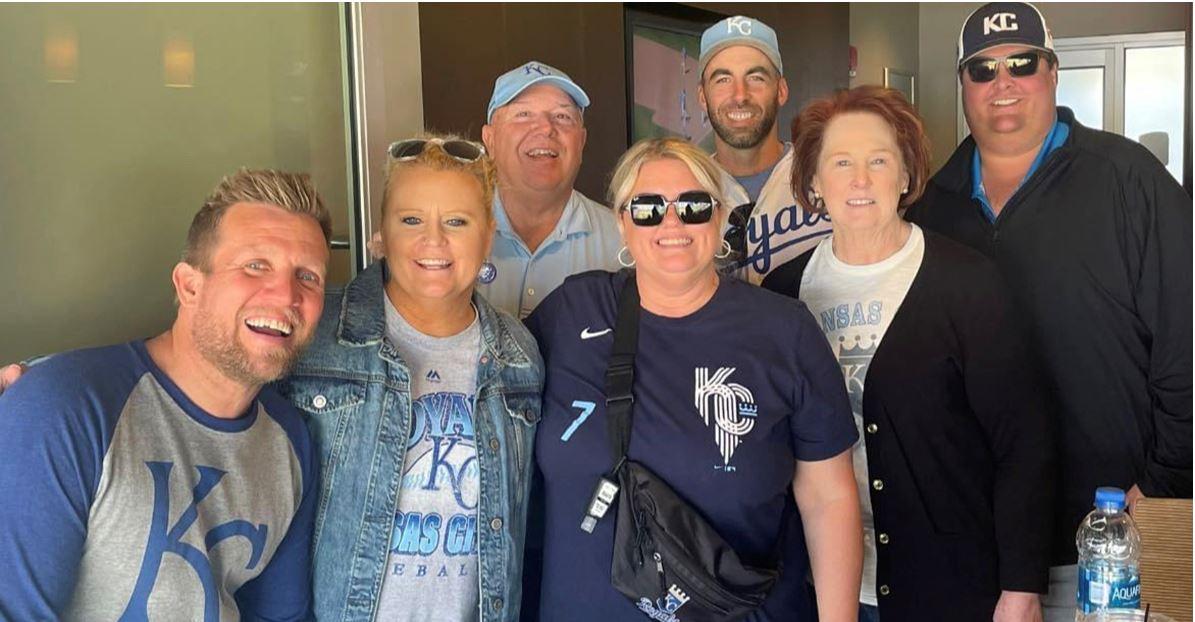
[907,3,1191,620]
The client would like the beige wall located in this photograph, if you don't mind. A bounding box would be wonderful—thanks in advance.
[357,3,425,245]
[850,3,920,89]
[0,4,351,363]
[918,2,1193,169]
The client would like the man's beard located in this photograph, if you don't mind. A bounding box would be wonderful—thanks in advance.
[708,100,779,150]
[192,306,305,387]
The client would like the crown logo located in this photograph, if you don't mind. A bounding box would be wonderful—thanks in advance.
[838,334,879,359]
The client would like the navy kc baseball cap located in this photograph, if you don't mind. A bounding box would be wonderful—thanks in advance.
[699,15,783,77]
[958,2,1054,65]
[486,61,590,123]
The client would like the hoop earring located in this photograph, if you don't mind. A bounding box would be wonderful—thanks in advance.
[617,246,636,268]
[477,261,497,284]
[714,239,732,259]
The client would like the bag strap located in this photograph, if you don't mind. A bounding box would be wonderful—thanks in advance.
[604,273,640,468]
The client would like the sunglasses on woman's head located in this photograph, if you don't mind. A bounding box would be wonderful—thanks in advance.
[624,191,717,226]
[388,138,486,162]
[961,51,1050,83]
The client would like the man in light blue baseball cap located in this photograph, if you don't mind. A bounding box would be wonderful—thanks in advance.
[696,16,833,286]
[486,61,591,123]
[478,61,620,319]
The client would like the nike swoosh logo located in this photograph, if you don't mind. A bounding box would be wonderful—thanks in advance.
[580,327,612,340]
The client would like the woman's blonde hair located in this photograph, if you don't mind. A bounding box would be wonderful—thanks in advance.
[381,133,497,221]
[607,137,725,215]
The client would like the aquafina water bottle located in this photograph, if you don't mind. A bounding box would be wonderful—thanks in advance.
[1075,487,1141,620]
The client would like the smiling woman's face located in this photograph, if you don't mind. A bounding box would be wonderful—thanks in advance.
[381,165,494,311]
[811,111,909,235]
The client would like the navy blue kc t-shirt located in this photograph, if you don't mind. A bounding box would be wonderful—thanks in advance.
[525,270,857,621]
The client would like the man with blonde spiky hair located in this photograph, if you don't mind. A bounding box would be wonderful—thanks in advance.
[0,169,330,621]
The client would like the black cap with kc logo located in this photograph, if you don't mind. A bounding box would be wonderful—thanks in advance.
[957,2,1054,66]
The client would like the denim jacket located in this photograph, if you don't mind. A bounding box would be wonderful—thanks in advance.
[275,262,544,621]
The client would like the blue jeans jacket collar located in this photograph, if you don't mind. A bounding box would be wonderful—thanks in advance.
[337,260,536,374]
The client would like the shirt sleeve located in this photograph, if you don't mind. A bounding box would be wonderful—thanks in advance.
[1126,155,1193,498]
[234,407,319,621]
[0,360,109,620]
[788,303,858,461]
[955,258,1054,593]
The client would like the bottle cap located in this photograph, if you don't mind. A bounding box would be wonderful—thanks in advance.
[1094,486,1126,509]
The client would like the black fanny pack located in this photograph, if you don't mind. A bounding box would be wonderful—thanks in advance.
[581,274,779,622]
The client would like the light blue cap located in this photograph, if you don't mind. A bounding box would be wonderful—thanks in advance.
[699,15,783,77]
[486,61,590,123]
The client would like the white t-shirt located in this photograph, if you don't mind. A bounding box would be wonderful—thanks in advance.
[376,297,482,622]
[798,224,925,606]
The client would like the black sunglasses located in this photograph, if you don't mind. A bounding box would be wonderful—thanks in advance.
[388,138,486,162]
[624,191,717,226]
[961,51,1050,83]
[722,201,754,260]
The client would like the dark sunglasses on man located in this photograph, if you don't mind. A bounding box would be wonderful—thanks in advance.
[388,138,486,162]
[623,191,717,227]
[960,50,1053,83]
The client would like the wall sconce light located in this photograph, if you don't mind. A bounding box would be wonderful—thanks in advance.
[45,23,78,84]
[163,33,194,88]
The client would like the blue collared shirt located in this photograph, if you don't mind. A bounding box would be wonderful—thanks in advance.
[476,189,623,319]
[971,116,1070,222]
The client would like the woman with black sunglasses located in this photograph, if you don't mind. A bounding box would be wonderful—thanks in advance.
[524,136,862,621]
[762,86,1054,622]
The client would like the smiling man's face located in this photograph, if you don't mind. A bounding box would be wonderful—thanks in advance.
[481,83,586,199]
[698,45,788,150]
[961,44,1058,153]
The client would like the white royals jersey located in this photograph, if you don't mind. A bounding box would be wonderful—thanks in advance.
[717,146,833,284]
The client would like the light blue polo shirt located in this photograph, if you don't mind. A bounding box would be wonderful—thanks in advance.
[972,116,1070,222]
[476,189,622,319]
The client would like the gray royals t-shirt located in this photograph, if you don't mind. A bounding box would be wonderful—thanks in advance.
[376,297,482,622]
[798,224,924,606]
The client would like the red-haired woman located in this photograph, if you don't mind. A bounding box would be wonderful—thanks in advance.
[762,85,1054,622]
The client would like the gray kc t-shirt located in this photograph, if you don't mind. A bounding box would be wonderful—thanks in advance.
[376,297,482,622]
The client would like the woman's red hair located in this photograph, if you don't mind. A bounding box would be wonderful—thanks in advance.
[790,85,932,213]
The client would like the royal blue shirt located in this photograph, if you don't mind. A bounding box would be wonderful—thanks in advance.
[525,270,857,621]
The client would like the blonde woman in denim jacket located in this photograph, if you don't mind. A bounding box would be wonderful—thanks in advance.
[276,137,544,621]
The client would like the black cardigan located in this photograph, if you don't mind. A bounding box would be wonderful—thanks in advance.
[762,230,1055,620]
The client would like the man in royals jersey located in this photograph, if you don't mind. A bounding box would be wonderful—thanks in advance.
[697,15,833,283]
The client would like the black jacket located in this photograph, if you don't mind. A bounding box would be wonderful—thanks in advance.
[905,107,1192,564]
[762,231,1054,620]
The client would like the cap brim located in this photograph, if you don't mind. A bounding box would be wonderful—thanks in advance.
[699,40,783,77]
[487,76,591,122]
[960,42,1054,66]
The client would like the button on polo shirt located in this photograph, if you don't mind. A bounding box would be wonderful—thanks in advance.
[476,189,622,319]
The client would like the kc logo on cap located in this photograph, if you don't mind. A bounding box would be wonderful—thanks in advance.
[958,2,1054,65]
[983,12,1019,35]
[726,16,753,36]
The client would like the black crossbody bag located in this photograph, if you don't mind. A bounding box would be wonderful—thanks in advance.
[580,274,780,622]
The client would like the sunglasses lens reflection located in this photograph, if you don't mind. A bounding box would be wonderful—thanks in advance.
[965,52,1042,83]
[627,192,714,226]
[443,140,484,161]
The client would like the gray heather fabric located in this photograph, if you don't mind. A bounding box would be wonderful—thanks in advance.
[65,374,302,621]
[376,297,481,622]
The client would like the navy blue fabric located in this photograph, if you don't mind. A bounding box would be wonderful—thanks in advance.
[525,270,856,621]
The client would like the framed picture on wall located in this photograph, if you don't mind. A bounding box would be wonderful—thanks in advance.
[624,4,725,150]
[884,67,916,107]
